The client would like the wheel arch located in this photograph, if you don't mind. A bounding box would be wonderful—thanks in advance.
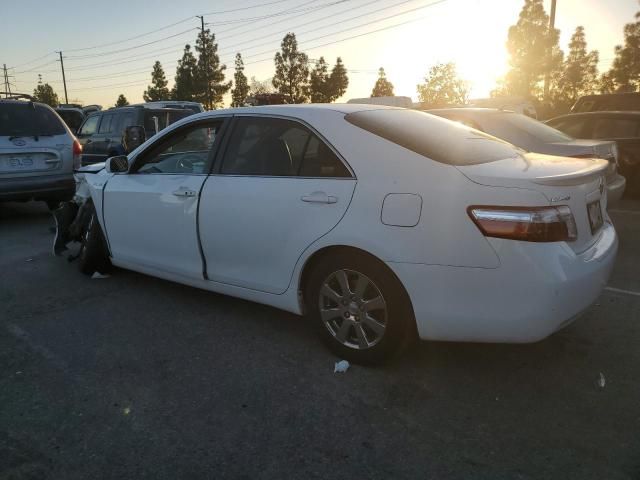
[297,245,416,320]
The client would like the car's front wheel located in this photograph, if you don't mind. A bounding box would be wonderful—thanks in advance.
[305,251,415,364]
[78,210,111,275]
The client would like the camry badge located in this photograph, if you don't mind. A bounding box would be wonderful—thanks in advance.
[11,139,26,146]
[550,195,571,202]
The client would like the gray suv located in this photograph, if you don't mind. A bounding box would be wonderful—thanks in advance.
[0,97,79,208]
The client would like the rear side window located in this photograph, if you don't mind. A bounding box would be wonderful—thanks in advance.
[548,117,588,137]
[56,110,84,131]
[221,116,350,177]
[345,109,519,165]
[591,117,639,138]
[79,115,99,136]
[0,103,66,136]
[98,113,115,134]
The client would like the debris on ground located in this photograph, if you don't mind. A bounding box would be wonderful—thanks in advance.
[91,272,111,279]
[25,258,33,262]
[334,360,350,373]
[597,372,606,389]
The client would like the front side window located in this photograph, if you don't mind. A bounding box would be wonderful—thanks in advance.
[78,115,100,136]
[221,116,350,177]
[135,121,222,174]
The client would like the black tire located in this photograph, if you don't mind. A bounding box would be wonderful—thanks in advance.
[304,251,415,365]
[78,209,111,275]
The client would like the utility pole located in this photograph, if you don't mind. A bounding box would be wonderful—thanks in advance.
[196,15,211,110]
[2,64,12,97]
[543,0,557,102]
[56,51,69,105]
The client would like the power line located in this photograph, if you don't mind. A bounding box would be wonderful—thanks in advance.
[65,27,198,59]
[234,0,448,63]
[242,0,448,66]
[8,52,56,69]
[201,0,296,16]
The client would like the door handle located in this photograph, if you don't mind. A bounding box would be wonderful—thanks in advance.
[172,188,197,197]
[301,191,337,204]
[44,158,61,164]
[105,138,111,143]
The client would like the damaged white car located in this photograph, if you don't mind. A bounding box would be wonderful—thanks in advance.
[54,105,617,363]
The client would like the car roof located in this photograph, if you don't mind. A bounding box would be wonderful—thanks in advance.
[0,99,46,107]
[549,111,640,121]
[427,107,511,116]
[198,103,401,116]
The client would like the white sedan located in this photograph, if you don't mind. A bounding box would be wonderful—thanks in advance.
[75,104,617,364]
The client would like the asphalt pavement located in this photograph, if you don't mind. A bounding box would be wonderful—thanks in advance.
[1,200,639,480]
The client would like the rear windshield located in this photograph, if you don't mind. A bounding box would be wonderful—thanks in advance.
[56,109,84,131]
[0,102,66,137]
[488,112,573,143]
[345,109,520,165]
[143,109,193,136]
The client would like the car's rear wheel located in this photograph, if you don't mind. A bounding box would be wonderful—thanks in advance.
[305,251,415,365]
[78,209,111,275]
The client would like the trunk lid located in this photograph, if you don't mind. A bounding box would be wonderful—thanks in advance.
[457,152,609,253]
[0,135,70,178]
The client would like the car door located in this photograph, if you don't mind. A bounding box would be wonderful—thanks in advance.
[199,115,357,294]
[76,114,101,165]
[103,118,228,278]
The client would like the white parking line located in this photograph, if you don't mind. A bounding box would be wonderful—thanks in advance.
[604,286,640,297]
[609,209,640,215]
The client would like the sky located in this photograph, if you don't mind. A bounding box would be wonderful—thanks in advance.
[1,0,637,108]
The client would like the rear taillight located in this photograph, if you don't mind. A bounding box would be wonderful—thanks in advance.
[468,206,577,242]
[72,139,82,170]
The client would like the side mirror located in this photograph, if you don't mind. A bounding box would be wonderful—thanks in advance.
[106,155,129,173]
[123,125,146,154]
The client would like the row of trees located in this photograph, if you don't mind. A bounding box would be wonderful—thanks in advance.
[142,31,349,108]
[492,0,640,114]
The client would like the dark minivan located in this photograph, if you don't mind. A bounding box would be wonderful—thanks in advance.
[76,106,193,165]
[571,93,640,113]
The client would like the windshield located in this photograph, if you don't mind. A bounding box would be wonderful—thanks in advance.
[496,112,573,143]
[0,102,66,137]
[56,109,84,131]
[345,109,520,165]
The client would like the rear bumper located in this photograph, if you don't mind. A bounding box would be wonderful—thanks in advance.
[606,173,626,206]
[388,222,618,343]
[0,174,75,201]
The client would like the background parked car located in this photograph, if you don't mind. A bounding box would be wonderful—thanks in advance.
[76,105,194,165]
[55,107,85,132]
[347,96,413,108]
[428,108,626,204]
[467,96,538,118]
[547,111,640,197]
[0,96,81,208]
[570,93,640,113]
[129,101,205,114]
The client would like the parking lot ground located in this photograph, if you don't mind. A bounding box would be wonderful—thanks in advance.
[1,200,639,480]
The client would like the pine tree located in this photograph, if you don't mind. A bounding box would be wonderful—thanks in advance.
[503,0,563,99]
[115,94,129,107]
[273,33,309,104]
[309,57,330,103]
[554,26,599,108]
[608,9,640,92]
[371,67,394,97]
[172,44,198,101]
[231,53,249,107]
[327,57,349,102]
[143,61,170,102]
[32,83,59,107]
[417,62,469,107]
[195,28,231,109]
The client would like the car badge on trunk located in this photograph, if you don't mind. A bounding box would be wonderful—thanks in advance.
[11,139,26,146]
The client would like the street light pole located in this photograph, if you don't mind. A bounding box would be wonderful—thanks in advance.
[56,51,69,105]
[196,15,211,110]
[543,0,557,102]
